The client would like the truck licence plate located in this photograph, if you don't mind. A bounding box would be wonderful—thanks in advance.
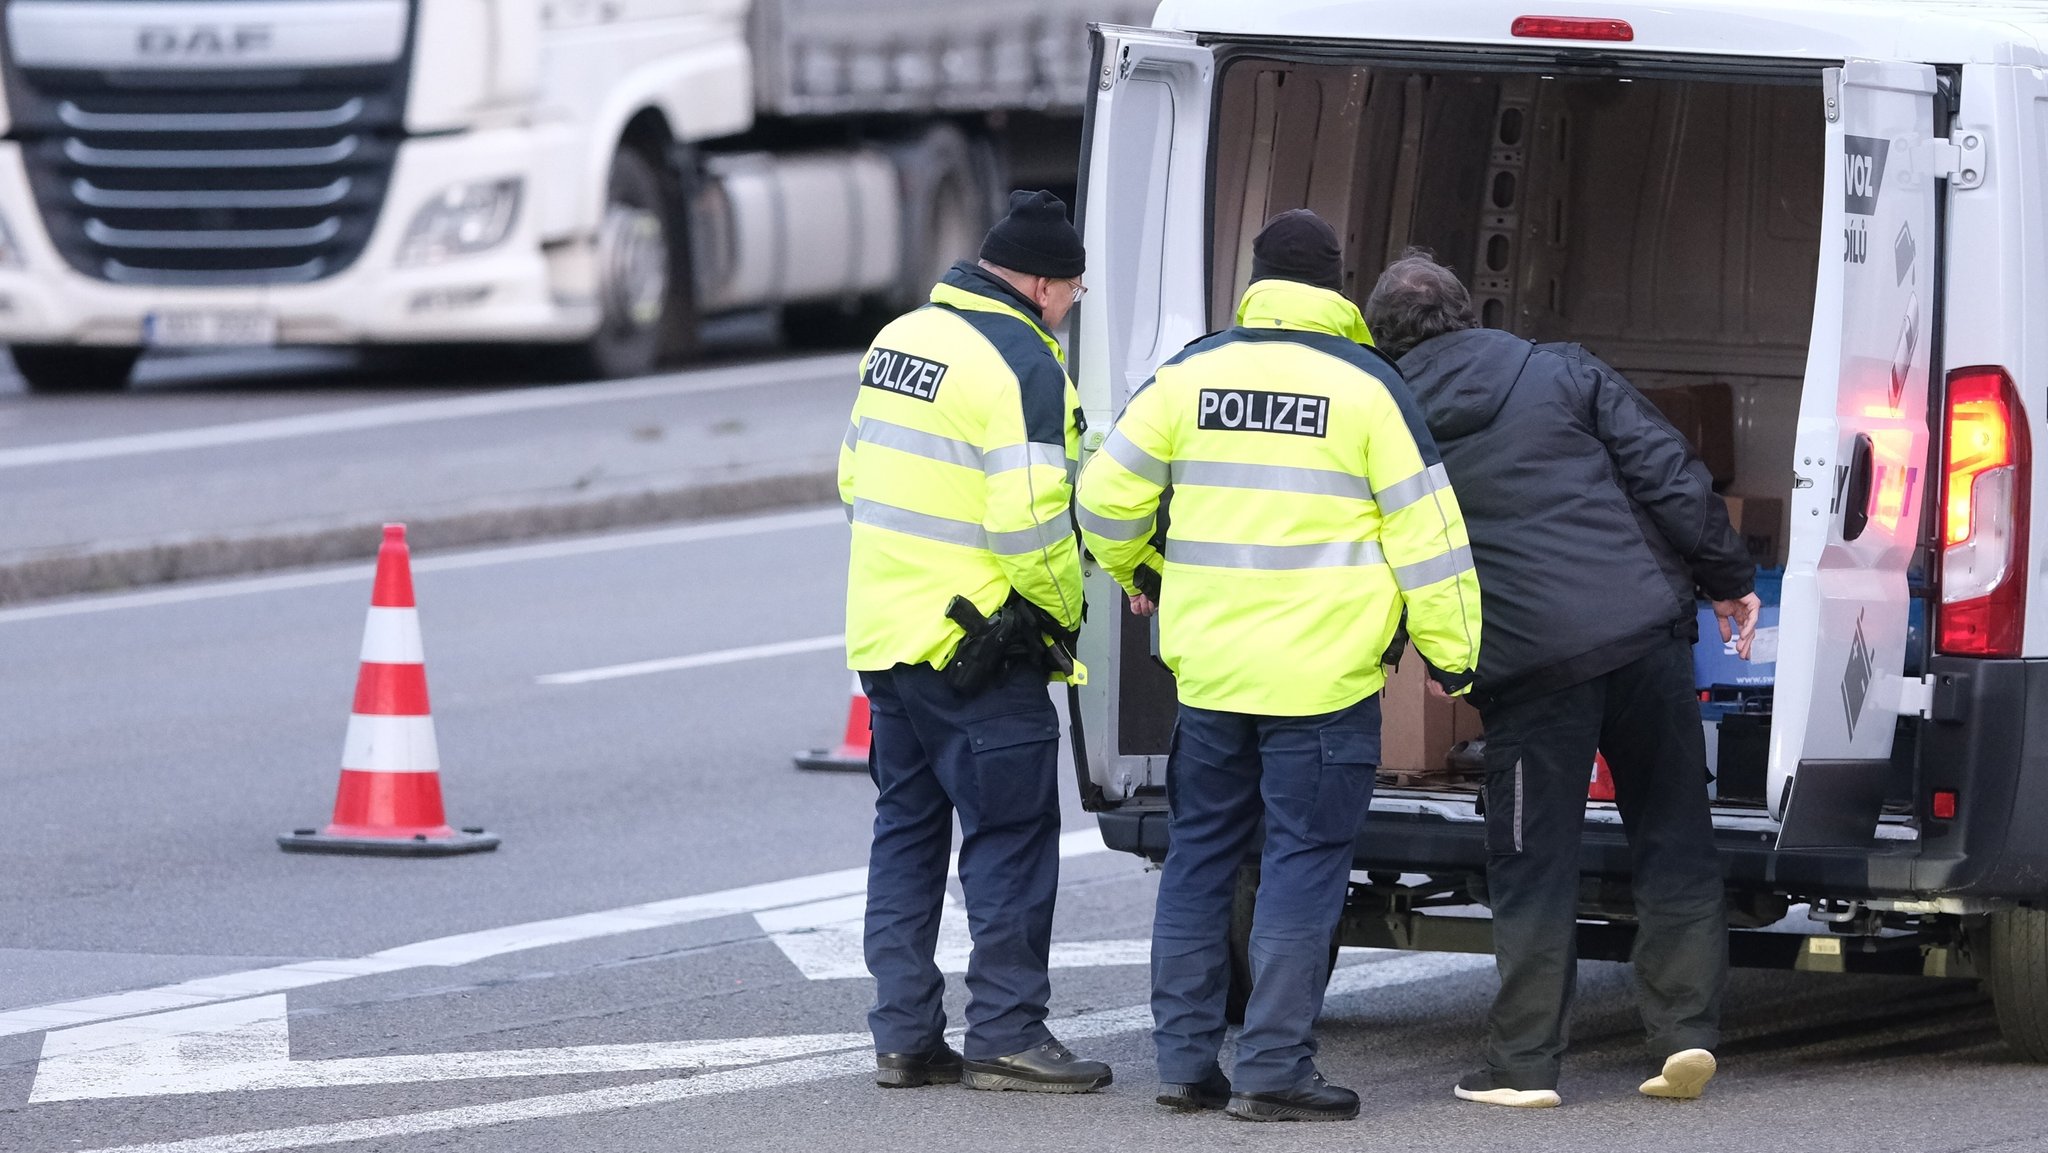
[143,309,278,348]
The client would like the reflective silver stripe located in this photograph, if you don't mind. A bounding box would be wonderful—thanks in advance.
[842,421,859,452]
[1512,759,1525,853]
[858,419,982,471]
[1102,429,1170,488]
[1374,462,1452,514]
[988,517,1072,556]
[1077,505,1154,542]
[1393,545,1477,590]
[851,500,986,549]
[842,501,855,523]
[1165,538,1385,570]
[984,441,1068,476]
[1171,459,1373,501]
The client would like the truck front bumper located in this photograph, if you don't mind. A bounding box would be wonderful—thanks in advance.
[0,130,597,347]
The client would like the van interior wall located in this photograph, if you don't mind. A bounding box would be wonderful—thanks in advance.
[1210,59,1825,508]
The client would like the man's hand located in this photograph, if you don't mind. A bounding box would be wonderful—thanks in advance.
[1426,679,1450,700]
[1713,591,1763,660]
[1128,593,1157,617]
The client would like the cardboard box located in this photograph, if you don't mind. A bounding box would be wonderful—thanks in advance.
[1721,493,1785,569]
[1645,382,1736,488]
[1380,646,1484,773]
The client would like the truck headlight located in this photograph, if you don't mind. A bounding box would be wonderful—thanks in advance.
[398,179,521,266]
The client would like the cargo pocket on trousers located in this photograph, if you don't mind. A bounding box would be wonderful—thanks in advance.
[1309,727,1378,845]
[965,709,1059,830]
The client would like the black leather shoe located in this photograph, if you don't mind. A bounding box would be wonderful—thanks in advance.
[1226,1071,1360,1122]
[1157,1067,1232,1111]
[961,1038,1113,1093]
[875,1043,963,1088]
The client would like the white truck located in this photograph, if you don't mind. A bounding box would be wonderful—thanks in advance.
[1074,0,2048,1058]
[0,0,1146,392]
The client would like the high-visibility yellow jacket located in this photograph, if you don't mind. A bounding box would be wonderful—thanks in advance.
[840,262,1084,672]
[1076,278,1481,715]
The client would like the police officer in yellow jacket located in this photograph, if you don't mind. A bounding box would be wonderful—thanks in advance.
[1077,211,1482,1121]
[840,190,1112,1094]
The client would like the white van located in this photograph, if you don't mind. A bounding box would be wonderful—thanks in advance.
[1070,0,2048,1057]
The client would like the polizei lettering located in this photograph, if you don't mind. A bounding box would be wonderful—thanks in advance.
[861,347,949,401]
[1197,388,1329,437]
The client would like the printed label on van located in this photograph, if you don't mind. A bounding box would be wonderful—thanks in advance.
[1844,135,1890,216]
[1841,608,1876,738]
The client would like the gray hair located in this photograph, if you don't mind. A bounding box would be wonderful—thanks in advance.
[1364,249,1479,360]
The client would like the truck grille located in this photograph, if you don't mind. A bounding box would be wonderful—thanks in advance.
[8,65,406,286]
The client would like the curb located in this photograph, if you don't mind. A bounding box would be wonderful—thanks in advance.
[0,470,838,604]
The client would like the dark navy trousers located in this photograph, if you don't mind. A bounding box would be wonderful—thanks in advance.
[1151,693,1380,1094]
[860,661,1063,1061]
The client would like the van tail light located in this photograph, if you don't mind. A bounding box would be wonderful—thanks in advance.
[1937,366,2030,657]
[1511,15,1634,40]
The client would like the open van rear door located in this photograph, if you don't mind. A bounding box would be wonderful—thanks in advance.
[1072,24,1213,804]
[1770,61,1938,848]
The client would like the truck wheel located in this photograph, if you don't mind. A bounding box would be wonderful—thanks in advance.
[1225,863,1341,1027]
[565,148,685,380]
[897,125,986,310]
[10,346,139,393]
[1987,907,2048,1062]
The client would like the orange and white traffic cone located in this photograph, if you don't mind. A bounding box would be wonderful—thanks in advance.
[793,672,871,772]
[1589,752,1616,802]
[279,525,499,856]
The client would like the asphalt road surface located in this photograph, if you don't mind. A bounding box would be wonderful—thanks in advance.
[3,360,2047,1151]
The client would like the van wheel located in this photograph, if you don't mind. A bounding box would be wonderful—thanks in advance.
[561,147,693,380]
[1986,907,2048,1062]
[11,346,139,393]
[1225,863,1340,1027]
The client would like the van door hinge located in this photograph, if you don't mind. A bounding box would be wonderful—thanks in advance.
[1896,674,1938,719]
[1932,133,1986,189]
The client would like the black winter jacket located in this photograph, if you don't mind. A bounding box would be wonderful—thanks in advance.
[1398,328,1754,707]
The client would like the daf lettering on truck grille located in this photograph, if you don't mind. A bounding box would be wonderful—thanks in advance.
[862,349,949,401]
[1197,389,1329,437]
[137,25,274,57]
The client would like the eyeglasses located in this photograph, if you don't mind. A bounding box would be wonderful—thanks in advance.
[1058,280,1089,304]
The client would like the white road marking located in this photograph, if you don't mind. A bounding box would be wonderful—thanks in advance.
[0,507,844,626]
[68,952,1490,1153]
[0,355,855,470]
[0,828,1109,1041]
[756,892,1150,981]
[538,634,846,685]
[30,995,872,1102]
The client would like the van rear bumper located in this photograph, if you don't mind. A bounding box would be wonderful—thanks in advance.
[1095,655,2048,903]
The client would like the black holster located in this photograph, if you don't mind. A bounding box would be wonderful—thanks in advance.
[942,592,1076,697]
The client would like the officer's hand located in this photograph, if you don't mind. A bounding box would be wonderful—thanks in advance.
[1128,593,1157,617]
[1713,592,1763,661]
[1426,679,1450,700]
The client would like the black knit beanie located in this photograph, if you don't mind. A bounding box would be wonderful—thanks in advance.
[979,189,1085,279]
[1250,209,1344,291]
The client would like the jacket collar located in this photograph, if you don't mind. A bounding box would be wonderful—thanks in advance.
[1234,278,1377,347]
[930,261,1063,364]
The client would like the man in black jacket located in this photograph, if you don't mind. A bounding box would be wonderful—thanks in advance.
[1365,251,1760,1108]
